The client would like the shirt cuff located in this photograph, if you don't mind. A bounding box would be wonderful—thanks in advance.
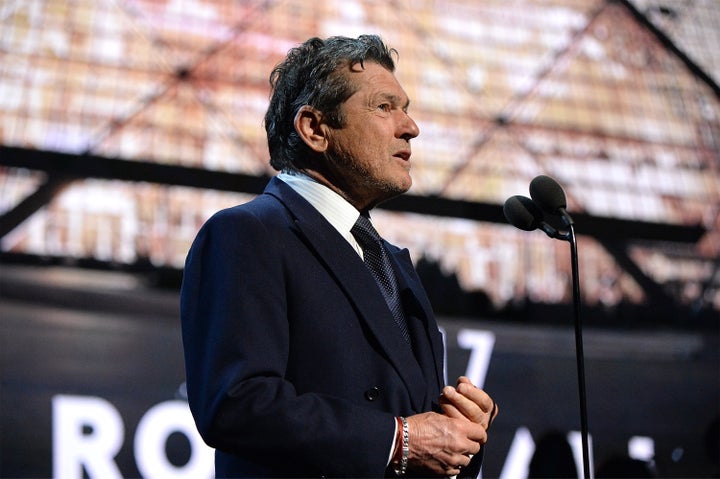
[387,418,399,465]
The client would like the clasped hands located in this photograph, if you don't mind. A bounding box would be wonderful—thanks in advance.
[402,376,498,476]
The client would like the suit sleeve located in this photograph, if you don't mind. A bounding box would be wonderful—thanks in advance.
[180,206,396,477]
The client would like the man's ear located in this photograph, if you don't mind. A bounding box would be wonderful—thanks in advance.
[294,105,329,153]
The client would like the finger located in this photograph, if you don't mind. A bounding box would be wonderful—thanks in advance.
[465,424,488,445]
[464,436,483,455]
[442,386,484,423]
[440,405,465,420]
[456,376,473,386]
[457,382,494,414]
[447,465,462,476]
[456,384,498,431]
[439,398,465,420]
[446,450,473,476]
[440,387,475,420]
[487,400,499,431]
[453,385,491,424]
[444,460,466,476]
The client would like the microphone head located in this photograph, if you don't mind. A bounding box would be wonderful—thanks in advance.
[503,195,544,231]
[529,175,567,215]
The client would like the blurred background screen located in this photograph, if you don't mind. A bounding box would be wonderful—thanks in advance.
[0,1,718,478]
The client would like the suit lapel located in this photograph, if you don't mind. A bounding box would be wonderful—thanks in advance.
[265,178,432,411]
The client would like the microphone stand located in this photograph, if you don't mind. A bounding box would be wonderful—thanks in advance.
[550,224,590,479]
[507,188,591,478]
[568,224,590,479]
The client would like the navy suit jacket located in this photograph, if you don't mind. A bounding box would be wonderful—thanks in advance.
[181,177,455,477]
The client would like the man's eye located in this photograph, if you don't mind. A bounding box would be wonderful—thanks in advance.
[378,103,391,112]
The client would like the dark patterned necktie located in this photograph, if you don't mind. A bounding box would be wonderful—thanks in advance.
[351,214,411,344]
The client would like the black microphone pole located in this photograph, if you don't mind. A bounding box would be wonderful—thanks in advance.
[527,175,591,479]
[568,223,590,479]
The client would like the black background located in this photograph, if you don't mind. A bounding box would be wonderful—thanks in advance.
[1,265,718,478]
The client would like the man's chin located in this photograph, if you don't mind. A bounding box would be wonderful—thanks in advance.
[371,181,412,208]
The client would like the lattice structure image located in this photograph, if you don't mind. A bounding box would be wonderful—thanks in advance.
[1,0,718,325]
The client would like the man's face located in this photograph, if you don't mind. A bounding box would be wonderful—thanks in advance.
[322,61,420,211]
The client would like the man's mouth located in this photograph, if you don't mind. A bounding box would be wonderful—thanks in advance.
[393,150,411,161]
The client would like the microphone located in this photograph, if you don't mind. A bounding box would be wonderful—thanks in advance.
[529,175,574,227]
[505,177,591,479]
[503,195,563,239]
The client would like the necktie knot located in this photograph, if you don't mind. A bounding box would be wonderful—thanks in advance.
[351,213,382,247]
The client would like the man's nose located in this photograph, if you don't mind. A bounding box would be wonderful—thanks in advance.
[399,112,420,140]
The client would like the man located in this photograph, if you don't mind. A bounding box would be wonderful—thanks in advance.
[181,34,497,478]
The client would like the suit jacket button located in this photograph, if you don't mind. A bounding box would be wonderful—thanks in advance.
[365,387,380,401]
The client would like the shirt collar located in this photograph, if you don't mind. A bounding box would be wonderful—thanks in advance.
[277,171,363,255]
